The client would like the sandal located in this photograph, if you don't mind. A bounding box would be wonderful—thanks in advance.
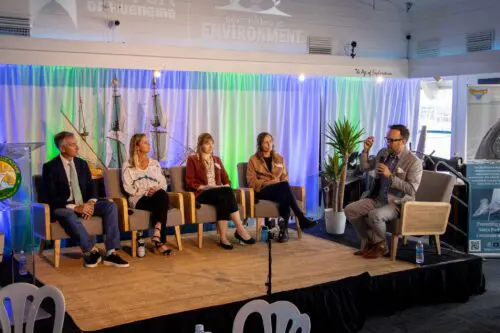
[151,227,174,256]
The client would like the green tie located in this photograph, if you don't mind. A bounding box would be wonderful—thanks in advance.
[69,162,84,205]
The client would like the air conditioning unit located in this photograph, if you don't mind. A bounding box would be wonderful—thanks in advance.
[0,16,31,37]
[466,30,495,52]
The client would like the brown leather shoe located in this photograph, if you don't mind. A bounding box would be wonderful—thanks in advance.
[354,243,373,256]
[363,241,387,259]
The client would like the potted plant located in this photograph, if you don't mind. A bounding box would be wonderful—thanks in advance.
[323,119,364,234]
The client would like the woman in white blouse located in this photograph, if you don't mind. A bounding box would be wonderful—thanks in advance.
[122,133,173,255]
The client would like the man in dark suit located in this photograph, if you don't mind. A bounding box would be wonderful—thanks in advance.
[42,131,129,268]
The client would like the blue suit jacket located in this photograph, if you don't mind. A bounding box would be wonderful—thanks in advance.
[41,156,97,217]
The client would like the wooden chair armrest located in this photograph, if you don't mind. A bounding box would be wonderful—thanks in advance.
[109,197,130,232]
[178,192,196,223]
[32,203,51,240]
[291,186,305,211]
[400,201,451,236]
[233,188,246,219]
[167,192,185,225]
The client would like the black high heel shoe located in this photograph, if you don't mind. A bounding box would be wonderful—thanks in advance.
[234,231,256,245]
[219,241,234,250]
[151,227,174,256]
[298,216,317,229]
[153,242,174,256]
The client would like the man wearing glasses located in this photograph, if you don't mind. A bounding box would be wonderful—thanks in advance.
[344,124,423,259]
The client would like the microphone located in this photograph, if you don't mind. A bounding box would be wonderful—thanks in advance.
[379,149,389,164]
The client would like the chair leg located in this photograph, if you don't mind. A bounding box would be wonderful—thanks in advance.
[390,235,399,261]
[130,231,137,258]
[256,218,263,242]
[403,236,408,246]
[39,239,46,256]
[434,235,441,255]
[295,216,303,239]
[54,239,61,269]
[197,224,203,249]
[174,225,183,251]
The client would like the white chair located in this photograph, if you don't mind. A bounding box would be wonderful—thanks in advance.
[232,299,310,333]
[0,283,65,333]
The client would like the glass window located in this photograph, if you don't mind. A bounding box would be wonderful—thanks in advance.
[417,81,453,158]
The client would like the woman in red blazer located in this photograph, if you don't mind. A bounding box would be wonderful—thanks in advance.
[185,133,255,249]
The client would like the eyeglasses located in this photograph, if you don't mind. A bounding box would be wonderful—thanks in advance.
[385,137,402,143]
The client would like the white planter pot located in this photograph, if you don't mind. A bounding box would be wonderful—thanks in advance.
[325,209,346,235]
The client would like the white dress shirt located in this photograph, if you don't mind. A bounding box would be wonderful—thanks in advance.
[60,155,96,210]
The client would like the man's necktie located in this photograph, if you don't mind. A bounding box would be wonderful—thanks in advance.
[69,162,84,205]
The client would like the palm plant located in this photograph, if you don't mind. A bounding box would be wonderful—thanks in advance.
[324,119,365,212]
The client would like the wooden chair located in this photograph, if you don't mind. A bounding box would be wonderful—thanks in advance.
[237,162,305,241]
[0,283,65,333]
[169,166,246,248]
[103,168,185,257]
[232,299,310,333]
[388,170,455,260]
[32,175,108,268]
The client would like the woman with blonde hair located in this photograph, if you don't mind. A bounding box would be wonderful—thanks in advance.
[122,133,173,255]
[185,133,255,249]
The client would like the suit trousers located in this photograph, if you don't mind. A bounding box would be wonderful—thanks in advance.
[53,201,121,253]
[344,198,399,244]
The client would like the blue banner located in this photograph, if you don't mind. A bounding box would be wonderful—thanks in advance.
[467,162,500,256]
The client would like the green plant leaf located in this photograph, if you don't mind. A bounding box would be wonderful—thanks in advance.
[323,118,365,211]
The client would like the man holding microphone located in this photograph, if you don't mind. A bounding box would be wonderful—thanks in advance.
[344,124,423,259]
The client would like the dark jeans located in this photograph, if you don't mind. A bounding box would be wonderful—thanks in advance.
[197,186,239,221]
[136,189,170,243]
[53,201,121,253]
[256,181,304,222]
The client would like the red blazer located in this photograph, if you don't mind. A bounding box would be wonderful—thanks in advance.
[185,154,231,197]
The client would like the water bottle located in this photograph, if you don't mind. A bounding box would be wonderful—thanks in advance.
[137,231,146,258]
[261,226,269,242]
[194,324,211,333]
[18,251,28,276]
[416,240,424,265]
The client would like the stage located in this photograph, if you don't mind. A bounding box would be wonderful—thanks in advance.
[25,224,484,333]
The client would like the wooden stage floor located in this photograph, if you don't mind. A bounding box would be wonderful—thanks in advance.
[31,230,415,332]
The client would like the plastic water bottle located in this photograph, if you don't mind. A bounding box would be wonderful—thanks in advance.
[18,251,28,276]
[194,324,211,333]
[261,226,269,242]
[416,240,424,265]
[137,231,146,258]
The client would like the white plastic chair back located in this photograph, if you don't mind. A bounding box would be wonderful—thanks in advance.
[0,283,65,333]
[232,299,310,333]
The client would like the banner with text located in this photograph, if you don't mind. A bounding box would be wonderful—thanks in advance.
[467,84,500,257]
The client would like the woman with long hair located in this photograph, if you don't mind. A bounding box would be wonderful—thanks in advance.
[246,132,316,242]
[122,133,173,255]
[185,133,255,249]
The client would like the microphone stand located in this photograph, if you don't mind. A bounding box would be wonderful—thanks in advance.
[265,225,272,298]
